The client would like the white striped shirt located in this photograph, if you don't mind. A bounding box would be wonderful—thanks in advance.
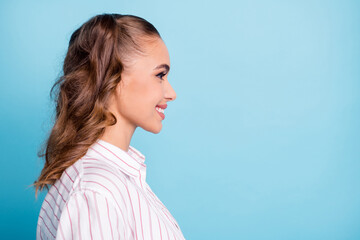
[37,139,186,240]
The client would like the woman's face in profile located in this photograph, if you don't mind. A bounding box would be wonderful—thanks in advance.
[109,37,176,134]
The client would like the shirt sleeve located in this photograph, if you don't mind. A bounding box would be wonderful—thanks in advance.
[56,190,128,240]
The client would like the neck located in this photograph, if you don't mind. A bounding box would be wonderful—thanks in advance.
[99,115,137,152]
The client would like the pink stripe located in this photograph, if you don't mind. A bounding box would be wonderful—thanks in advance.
[147,188,167,210]
[96,143,141,170]
[106,198,114,240]
[147,187,158,200]
[87,148,139,177]
[162,209,177,231]
[147,193,175,239]
[59,178,70,193]
[58,218,66,240]
[82,180,128,229]
[139,174,144,189]
[83,192,93,240]
[82,169,127,208]
[129,146,145,160]
[66,204,73,239]
[121,185,138,240]
[72,164,79,174]
[115,205,120,239]
[53,184,66,203]
[48,191,61,210]
[173,231,176,240]
[146,181,179,239]
[143,179,176,240]
[164,221,170,239]
[81,157,108,165]
[137,190,144,240]
[127,148,146,166]
[157,215,163,240]
[83,163,134,194]
[74,195,82,240]
[40,207,57,230]
[82,165,131,238]
[39,215,56,238]
[147,201,153,240]
[82,158,137,177]
[135,186,154,240]
[44,198,60,221]
[93,191,104,240]
[147,188,172,225]
[124,220,126,239]
[128,148,146,167]
[65,169,74,182]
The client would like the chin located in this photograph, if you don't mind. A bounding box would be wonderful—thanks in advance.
[141,123,162,134]
[152,129,162,134]
[152,124,162,134]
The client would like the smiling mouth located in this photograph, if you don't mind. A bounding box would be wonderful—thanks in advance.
[155,106,164,113]
[155,107,165,120]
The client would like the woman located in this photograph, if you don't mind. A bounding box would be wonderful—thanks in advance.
[34,13,185,240]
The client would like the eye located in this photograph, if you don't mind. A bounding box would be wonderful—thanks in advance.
[156,72,166,81]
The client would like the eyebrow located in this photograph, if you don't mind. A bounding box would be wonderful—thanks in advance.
[153,64,170,72]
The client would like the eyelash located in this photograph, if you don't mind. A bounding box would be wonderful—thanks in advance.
[156,72,167,80]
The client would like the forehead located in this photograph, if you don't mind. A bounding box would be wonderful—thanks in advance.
[145,38,170,65]
[145,38,169,59]
[128,38,170,71]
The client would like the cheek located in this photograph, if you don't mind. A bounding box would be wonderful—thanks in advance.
[127,83,160,113]
[133,80,162,99]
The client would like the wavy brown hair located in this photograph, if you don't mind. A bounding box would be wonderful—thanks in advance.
[34,13,161,196]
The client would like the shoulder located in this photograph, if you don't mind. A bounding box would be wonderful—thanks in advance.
[56,188,132,240]
[74,157,131,207]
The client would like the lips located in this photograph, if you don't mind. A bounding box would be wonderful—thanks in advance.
[155,104,166,120]
[155,104,167,109]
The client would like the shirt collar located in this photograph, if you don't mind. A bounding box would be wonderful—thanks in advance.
[86,139,147,183]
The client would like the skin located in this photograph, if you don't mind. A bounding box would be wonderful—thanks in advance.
[100,37,177,152]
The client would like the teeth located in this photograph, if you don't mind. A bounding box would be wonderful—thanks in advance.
[156,107,164,113]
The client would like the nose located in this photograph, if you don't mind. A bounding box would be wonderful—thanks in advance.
[165,80,176,102]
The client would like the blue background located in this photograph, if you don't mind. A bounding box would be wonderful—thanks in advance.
[1,0,359,239]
